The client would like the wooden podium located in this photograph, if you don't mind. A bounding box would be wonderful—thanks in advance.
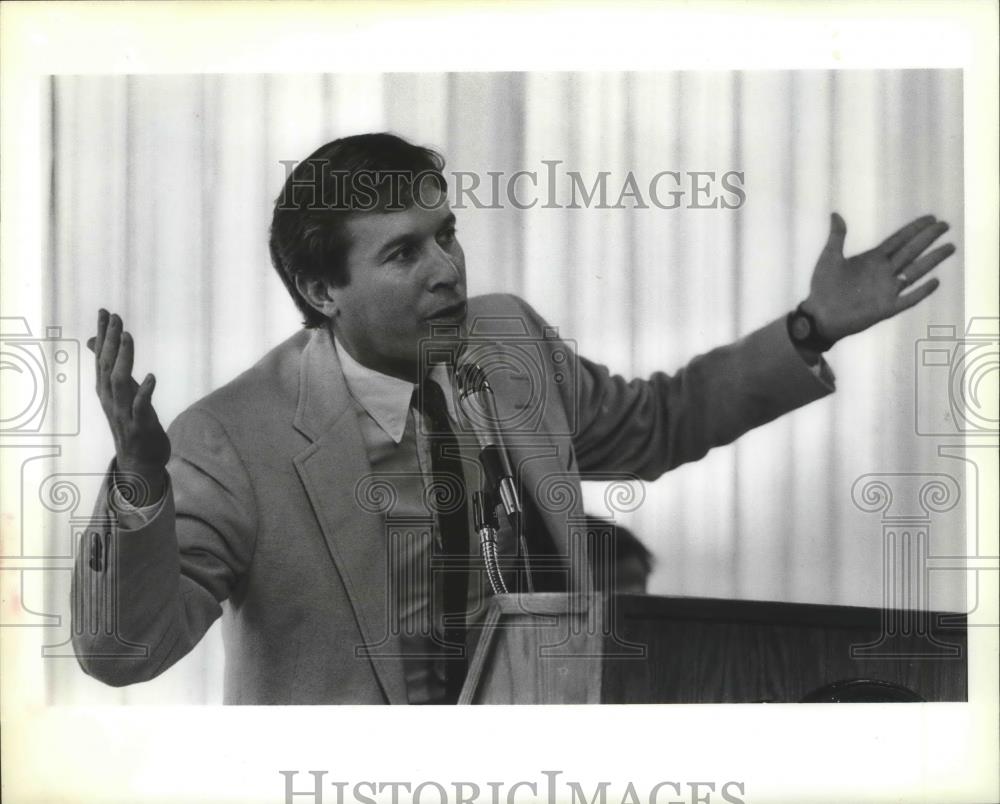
[458,593,967,704]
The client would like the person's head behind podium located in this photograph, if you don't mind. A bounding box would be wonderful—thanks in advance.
[268,133,467,382]
[585,514,654,594]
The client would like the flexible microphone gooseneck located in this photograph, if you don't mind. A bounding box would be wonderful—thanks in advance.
[455,361,532,594]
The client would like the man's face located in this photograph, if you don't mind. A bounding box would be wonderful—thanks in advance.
[331,193,467,380]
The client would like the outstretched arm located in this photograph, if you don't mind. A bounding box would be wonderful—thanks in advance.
[560,213,956,479]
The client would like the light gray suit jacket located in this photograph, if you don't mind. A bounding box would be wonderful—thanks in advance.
[72,293,833,703]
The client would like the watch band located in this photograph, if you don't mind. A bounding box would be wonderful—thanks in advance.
[787,303,835,353]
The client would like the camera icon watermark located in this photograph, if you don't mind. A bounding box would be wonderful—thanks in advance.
[0,317,80,436]
[417,315,579,438]
[915,318,999,437]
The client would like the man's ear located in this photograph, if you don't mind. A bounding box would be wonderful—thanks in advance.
[294,274,339,319]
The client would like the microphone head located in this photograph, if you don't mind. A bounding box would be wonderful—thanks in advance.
[455,361,501,443]
[456,360,492,397]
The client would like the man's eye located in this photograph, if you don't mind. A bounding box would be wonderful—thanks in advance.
[438,227,457,244]
[390,245,417,263]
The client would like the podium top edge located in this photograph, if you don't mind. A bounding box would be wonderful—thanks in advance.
[488,592,968,630]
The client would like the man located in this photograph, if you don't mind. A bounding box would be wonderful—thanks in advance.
[73,133,954,704]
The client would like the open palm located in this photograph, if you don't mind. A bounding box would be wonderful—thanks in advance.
[804,213,955,343]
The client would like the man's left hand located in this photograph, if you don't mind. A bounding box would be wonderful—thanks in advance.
[802,212,955,344]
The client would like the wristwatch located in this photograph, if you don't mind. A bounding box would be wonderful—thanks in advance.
[787,303,835,353]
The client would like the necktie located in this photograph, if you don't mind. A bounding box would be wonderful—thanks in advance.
[412,378,469,703]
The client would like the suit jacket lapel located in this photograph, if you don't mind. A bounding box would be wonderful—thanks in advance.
[291,327,408,705]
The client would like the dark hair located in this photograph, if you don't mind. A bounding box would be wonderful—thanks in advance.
[268,133,448,328]
[584,514,655,584]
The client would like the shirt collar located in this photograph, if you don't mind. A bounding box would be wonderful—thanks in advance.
[334,337,458,444]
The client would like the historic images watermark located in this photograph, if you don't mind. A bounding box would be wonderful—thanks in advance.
[277,161,746,213]
[352,468,648,662]
[0,451,153,660]
[913,318,998,436]
[0,314,154,659]
[349,316,649,666]
[850,472,966,659]
[846,317,1000,659]
[0,317,80,437]
[279,770,748,804]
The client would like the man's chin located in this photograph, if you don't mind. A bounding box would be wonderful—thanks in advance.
[419,314,468,366]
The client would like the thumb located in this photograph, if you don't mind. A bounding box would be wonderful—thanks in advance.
[132,373,156,418]
[825,212,847,256]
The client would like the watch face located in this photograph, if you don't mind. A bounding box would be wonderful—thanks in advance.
[791,314,812,341]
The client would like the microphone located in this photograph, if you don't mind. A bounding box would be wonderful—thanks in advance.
[455,361,522,520]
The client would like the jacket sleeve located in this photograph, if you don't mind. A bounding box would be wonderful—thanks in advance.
[71,407,258,687]
[523,299,837,480]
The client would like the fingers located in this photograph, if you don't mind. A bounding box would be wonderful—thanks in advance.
[891,221,950,271]
[132,373,156,421]
[96,311,120,401]
[94,308,108,356]
[877,215,937,257]
[825,212,847,256]
[898,243,956,289]
[92,309,107,389]
[894,277,940,314]
[94,310,142,419]
[110,330,137,408]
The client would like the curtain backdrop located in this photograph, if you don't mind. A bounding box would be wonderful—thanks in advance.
[43,70,965,704]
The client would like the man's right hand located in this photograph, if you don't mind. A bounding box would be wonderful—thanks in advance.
[88,309,170,506]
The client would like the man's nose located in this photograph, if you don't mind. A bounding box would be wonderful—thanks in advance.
[426,244,461,290]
